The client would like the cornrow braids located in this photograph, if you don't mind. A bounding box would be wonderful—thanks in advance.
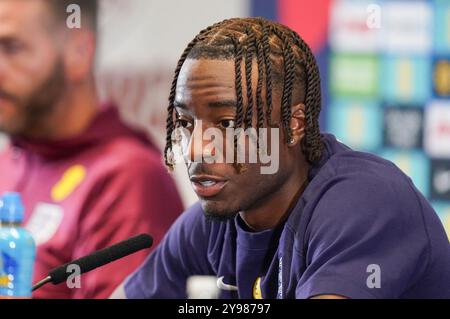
[260,23,274,127]
[165,20,230,169]
[287,31,323,163]
[231,37,245,170]
[231,37,245,130]
[255,41,265,132]
[164,17,324,170]
[268,25,296,144]
[244,27,256,130]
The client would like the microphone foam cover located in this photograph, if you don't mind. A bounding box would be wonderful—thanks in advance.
[49,234,153,284]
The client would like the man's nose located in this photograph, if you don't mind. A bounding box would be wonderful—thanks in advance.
[184,121,221,163]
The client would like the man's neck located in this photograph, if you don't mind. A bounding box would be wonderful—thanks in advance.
[24,84,99,141]
[239,162,310,232]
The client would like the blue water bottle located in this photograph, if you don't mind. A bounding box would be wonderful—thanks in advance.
[0,192,36,298]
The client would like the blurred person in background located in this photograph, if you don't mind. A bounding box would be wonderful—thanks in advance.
[0,0,183,298]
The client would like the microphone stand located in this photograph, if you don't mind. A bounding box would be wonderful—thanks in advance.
[32,276,52,292]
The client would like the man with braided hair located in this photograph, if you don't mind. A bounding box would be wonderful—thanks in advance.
[113,18,450,299]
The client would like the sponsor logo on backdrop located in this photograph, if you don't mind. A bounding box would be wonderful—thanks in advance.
[328,99,382,151]
[383,107,423,149]
[330,54,379,97]
[382,1,432,54]
[433,0,450,55]
[430,160,450,201]
[327,0,450,238]
[329,0,381,53]
[424,101,450,158]
[433,58,450,98]
[382,56,432,105]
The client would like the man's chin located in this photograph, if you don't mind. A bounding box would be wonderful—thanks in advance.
[200,199,238,222]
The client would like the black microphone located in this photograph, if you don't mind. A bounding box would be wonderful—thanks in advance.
[32,234,153,292]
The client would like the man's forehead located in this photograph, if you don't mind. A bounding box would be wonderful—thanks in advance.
[178,58,236,83]
[0,0,50,35]
[175,59,237,104]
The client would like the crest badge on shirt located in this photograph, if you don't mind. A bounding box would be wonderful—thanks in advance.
[253,277,263,299]
[25,203,64,246]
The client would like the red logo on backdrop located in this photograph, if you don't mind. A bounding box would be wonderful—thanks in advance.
[438,122,450,136]
[278,0,331,52]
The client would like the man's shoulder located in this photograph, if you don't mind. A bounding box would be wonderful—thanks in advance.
[316,135,413,196]
[317,147,418,201]
[101,134,162,168]
[331,149,404,182]
[303,149,425,231]
[85,134,168,183]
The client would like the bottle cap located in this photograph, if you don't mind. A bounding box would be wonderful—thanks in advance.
[0,192,24,223]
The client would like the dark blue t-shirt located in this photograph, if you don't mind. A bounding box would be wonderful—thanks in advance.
[124,134,450,299]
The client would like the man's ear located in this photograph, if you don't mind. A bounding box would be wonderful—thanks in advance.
[288,103,306,147]
[63,30,96,83]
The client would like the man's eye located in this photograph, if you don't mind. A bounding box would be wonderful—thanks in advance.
[219,119,236,129]
[175,119,193,129]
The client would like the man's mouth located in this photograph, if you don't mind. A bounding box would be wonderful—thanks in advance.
[190,175,228,198]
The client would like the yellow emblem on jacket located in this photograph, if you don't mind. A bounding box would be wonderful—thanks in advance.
[51,165,86,202]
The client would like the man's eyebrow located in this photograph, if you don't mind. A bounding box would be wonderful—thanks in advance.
[208,100,237,108]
